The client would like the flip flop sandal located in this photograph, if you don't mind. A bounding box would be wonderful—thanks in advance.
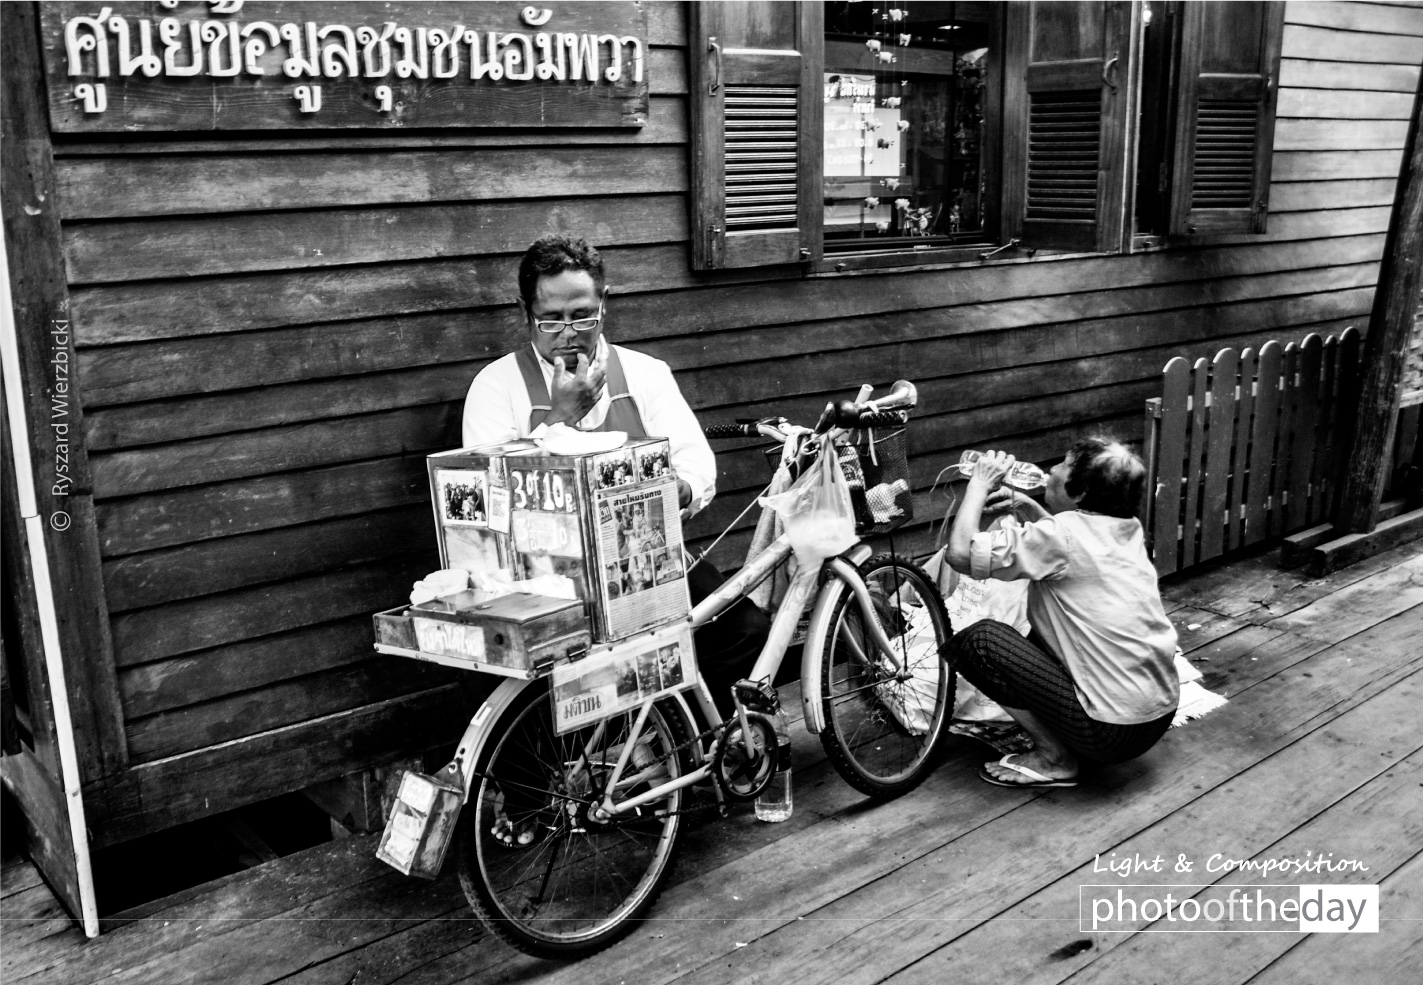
[977,753,1078,789]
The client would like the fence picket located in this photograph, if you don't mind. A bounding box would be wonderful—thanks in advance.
[1231,347,1258,550]
[1181,358,1210,568]
[1286,334,1324,532]
[1245,341,1284,546]
[1200,348,1238,562]
[1273,342,1301,541]
[1153,358,1192,574]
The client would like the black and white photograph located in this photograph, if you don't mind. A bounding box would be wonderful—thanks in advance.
[614,497,667,559]
[653,546,684,586]
[612,656,641,699]
[4,0,1421,982]
[637,443,672,481]
[636,648,663,693]
[435,468,488,526]
[656,643,686,690]
[604,560,624,600]
[594,449,637,489]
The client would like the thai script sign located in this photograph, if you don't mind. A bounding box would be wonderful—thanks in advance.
[40,0,650,131]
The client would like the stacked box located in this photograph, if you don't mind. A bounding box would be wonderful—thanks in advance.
[373,589,590,677]
[424,437,691,644]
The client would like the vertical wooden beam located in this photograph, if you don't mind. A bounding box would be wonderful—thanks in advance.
[2,1,127,778]
[1334,67,1423,533]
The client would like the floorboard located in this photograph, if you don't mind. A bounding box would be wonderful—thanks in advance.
[639,610,1422,985]
[876,689,1423,984]
[4,544,1419,985]
[1244,850,1423,984]
[1,856,45,898]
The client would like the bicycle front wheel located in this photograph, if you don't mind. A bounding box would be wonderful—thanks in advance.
[456,683,690,959]
[819,553,955,798]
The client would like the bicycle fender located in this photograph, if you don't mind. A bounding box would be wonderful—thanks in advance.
[799,545,873,734]
[452,676,536,802]
[448,679,706,802]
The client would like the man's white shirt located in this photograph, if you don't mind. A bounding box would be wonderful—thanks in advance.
[461,337,717,515]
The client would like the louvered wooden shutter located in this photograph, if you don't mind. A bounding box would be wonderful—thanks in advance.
[690,1,823,270]
[1002,1,1134,252]
[1169,2,1284,236]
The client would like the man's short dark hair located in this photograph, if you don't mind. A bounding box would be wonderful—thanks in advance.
[1064,437,1146,519]
[518,235,605,310]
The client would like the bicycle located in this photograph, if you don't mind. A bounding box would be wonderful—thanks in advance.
[444,381,955,958]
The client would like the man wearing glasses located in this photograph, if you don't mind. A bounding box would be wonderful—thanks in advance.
[462,234,714,517]
[461,235,766,718]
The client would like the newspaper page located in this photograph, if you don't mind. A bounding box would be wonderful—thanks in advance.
[550,623,697,734]
[594,479,691,640]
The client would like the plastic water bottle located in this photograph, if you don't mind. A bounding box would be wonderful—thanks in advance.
[957,449,1046,490]
[755,710,793,823]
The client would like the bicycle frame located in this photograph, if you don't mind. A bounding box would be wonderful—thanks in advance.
[445,528,913,821]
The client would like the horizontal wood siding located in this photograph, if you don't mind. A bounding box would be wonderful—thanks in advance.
[50,0,1421,841]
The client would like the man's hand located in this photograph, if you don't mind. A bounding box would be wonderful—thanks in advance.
[546,351,606,426]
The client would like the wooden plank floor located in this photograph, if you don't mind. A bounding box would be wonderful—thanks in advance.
[4,539,1421,985]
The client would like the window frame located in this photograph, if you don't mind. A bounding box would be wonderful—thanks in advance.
[687,1,1285,277]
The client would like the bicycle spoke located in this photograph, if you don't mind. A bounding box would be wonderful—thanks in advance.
[820,556,951,798]
[461,692,686,954]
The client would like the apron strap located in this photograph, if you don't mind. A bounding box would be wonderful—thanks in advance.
[513,343,648,438]
[514,344,554,431]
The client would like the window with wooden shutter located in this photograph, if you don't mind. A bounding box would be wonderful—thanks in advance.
[689,1,823,270]
[1169,1,1285,236]
[1001,1,1135,253]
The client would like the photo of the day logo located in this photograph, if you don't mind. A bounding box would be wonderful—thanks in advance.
[1081,884,1378,933]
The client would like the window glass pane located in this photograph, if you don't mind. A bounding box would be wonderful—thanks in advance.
[823,1,991,251]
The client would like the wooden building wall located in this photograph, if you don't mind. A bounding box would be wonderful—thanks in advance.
[35,1,1423,844]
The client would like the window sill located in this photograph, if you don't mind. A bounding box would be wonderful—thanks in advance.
[807,244,1116,278]
[812,242,997,273]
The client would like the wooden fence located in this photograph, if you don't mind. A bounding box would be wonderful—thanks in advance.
[1142,329,1362,576]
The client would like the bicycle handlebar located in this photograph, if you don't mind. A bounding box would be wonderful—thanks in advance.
[702,422,762,439]
[703,381,916,440]
[854,410,910,428]
[702,408,907,440]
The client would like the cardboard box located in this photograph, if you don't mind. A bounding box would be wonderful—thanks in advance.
[373,590,590,677]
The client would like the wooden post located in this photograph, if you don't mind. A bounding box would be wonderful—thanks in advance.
[1333,68,1423,534]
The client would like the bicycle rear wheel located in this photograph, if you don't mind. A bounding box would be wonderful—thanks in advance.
[456,683,691,959]
[819,553,954,798]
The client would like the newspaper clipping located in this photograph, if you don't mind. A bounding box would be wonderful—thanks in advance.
[550,623,697,734]
[596,481,690,639]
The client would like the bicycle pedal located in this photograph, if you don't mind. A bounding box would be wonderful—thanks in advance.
[731,678,779,714]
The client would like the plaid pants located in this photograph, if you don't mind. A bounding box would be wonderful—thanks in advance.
[943,619,1172,764]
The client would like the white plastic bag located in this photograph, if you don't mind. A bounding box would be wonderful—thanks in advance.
[759,437,857,566]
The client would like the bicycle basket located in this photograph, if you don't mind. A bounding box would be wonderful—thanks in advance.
[762,427,913,536]
[845,426,913,535]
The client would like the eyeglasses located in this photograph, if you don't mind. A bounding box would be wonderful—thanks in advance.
[532,302,604,335]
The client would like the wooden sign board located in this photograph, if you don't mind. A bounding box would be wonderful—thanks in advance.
[40,1,650,131]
